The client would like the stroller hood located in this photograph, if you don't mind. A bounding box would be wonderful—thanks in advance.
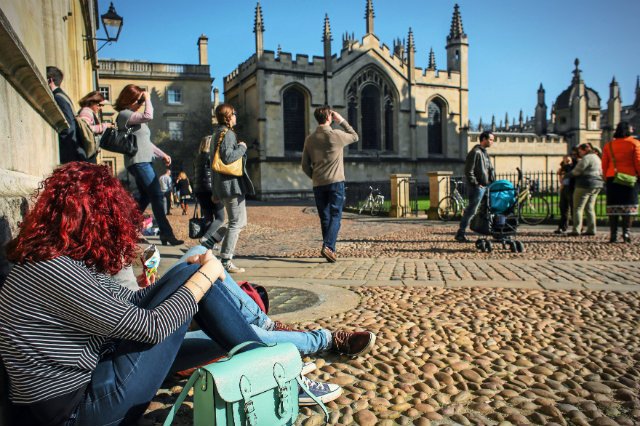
[488,180,516,214]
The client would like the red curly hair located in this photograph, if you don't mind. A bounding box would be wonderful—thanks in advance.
[6,162,143,275]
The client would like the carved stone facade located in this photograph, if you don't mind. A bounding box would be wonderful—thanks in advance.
[224,2,469,199]
[0,0,99,282]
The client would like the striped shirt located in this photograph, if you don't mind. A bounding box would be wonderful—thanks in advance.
[0,256,198,404]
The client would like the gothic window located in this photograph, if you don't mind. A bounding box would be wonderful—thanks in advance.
[345,66,396,153]
[361,85,381,150]
[427,100,444,154]
[283,86,307,152]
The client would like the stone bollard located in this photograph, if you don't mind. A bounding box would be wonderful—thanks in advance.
[427,171,453,220]
[389,174,411,218]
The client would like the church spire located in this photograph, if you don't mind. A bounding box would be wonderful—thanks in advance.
[365,0,375,35]
[634,75,640,108]
[323,14,333,74]
[253,2,265,59]
[447,4,466,42]
[427,47,436,70]
[407,27,415,53]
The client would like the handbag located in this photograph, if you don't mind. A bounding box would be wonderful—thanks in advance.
[609,141,638,187]
[189,200,210,239]
[99,126,138,156]
[212,129,243,177]
[163,342,329,426]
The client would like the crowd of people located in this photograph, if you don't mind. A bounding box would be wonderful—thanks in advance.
[0,65,638,426]
[456,123,639,244]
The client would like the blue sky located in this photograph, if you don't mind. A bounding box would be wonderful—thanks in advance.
[100,0,640,126]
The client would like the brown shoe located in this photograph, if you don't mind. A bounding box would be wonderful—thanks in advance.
[273,321,298,332]
[331,330,376,357]
[320,246,337,263]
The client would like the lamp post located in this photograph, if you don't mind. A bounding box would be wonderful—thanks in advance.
[85,2,123,60]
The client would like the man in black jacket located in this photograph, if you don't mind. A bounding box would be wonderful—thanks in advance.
[46,66,87,164]
[455,131,496,242]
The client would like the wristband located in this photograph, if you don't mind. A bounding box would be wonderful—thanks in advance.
[197,270,214,284]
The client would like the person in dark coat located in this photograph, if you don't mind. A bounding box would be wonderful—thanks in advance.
[193,135,226,249]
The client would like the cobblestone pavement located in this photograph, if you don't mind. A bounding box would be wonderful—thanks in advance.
[140,202,640,425]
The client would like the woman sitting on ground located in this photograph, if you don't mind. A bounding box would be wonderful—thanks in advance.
[0,162,375,426]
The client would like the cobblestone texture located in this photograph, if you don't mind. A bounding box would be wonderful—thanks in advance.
[141,202,640,425]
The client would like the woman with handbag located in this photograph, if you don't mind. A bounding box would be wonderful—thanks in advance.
[0,162,347,426]
[114,84,183,246]
[567,143,604,236]
[601,121,640,243]
[77,90,113,161]
[211,103,253,273]
[193,135,226,250]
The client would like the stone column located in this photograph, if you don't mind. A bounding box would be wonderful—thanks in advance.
[390,174,411,218]
[427,171,453,220]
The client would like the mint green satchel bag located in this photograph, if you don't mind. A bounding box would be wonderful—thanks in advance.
[163,342,328,426]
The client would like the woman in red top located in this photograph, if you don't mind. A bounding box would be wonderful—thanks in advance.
[601,121,640,242]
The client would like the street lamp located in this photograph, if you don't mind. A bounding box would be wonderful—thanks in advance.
[84,2,123,60]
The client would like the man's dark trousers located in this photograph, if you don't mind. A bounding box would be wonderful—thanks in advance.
[313,181,345,252]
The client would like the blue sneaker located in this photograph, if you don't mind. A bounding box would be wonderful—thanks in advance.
[298,376,342,406]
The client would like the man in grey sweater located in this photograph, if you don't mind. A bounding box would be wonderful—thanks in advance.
[455,131,496,242]
[302,106,359,262]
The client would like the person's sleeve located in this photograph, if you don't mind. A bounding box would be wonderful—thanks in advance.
[43,265,198,344]
[127,99,154,125]
[152,144,167,158]
[464,150,478,186]
[219,131,246,164]
[568,158,586,176]
[601,144,610,176]
[633,141,640,176]
[336,120,359,146]
[54,93,76,139]
[301,140,313,179]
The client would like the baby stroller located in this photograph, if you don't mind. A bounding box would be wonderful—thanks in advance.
[470,179,524,253]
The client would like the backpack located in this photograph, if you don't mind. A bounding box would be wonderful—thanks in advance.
[75,116,98,158]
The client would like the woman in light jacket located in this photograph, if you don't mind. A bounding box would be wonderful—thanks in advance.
[567,143,604,236]
[114,84,183,246]
[210,103,254,273]
[601,121,640,242]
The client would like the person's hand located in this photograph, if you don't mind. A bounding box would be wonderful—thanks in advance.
[187,250,225,281]
[238,141,247,149]
[331,111,344,123]
[137,267,157,288]
[143,91,150,101]
[105,122,114,129]
[163,155,172,166]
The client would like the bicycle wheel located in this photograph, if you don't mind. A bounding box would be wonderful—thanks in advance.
[519,197,550,225]
[358,200,369,215]
[371,199,382,216]
[437,196,459,221]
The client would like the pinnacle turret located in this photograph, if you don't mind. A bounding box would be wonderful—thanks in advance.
[407,27,415,53]
[253,2,264,34]
[323,14,332,42]
[572,58,582,83]
[427,47,436,70]
[365,0,375,34]
[447,4,466,41]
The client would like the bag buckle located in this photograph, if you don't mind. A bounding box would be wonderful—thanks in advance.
[244,400,257,426]
[277,385,289,417]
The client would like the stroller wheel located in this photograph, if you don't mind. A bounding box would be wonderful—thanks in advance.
[485,241,493,252]
[475,239,484,251]
[509,241,517,253]
[515,241,525,253]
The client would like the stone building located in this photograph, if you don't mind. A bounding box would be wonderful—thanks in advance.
[601,76,640,142]
[224,1,470,199]
[0,0,100,281]
[97,35,214,182]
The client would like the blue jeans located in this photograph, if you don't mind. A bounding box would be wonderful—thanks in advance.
[458,185,486,234]
[128,162,174,237]
[74,262,262,426]
[176,246,332,355]
[313,181,345,251]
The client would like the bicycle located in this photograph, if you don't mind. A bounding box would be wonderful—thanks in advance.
[437,179,466,221]
[359,186,385,215]
[515,168,550,225]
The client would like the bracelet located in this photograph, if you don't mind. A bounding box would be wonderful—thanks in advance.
[197,270,214,284]
[185,284,203,300]
[191,279,209,296]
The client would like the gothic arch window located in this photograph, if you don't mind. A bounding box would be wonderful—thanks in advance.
[282,86,307,152]
[345,66,397,153]
[427,98,446,154]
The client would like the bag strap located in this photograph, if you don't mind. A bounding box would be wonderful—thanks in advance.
[226,341,268,358]
[609,141,619,173]
[192,198,200,219]
[215,128,229,155]
[163,369,202,426]
[296,375,329,424]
